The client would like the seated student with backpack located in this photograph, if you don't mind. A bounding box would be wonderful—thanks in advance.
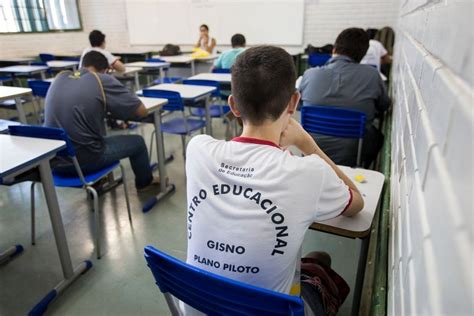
[211,33,246,71]
[185,46,364,315]
[44,51,161,193]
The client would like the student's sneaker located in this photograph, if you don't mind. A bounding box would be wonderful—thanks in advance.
[136,175,169,193]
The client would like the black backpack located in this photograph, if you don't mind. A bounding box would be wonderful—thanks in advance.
[159,44,182,56]
[305,44,334,55]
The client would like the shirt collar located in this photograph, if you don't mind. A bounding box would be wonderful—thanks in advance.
[328,55,356,64]
[231,136,281,149]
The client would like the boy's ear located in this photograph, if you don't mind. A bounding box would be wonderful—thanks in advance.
[228,95,241,117]
[287,91,300,115]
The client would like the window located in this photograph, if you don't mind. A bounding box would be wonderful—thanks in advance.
[0,0,81,33]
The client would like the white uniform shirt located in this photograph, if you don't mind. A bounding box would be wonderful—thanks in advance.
[361,40,388,70]
[79,47,119,68]
[185,135,351,298]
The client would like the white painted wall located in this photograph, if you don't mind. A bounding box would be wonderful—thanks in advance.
[389,0,473,315]
[0,0,399,57]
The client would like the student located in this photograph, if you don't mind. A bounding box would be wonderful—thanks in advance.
[299,28,390,168]
[44,51,160,192]
[211,33,246,70]
[185,46,363,315]
[79,30,126,73]
[361,28,392,71]
[194,24,216,54]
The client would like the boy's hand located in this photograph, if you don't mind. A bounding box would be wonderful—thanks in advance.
[280,118,311,150]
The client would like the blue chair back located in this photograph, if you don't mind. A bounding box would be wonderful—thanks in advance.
[31,61,47,66]
[144,246,305,316]
[142,89,184,112]
[301,105,366,138]
[27,80,51,97]
[39,54,55,62]
[182,79,220,98]
[308,53,331,67]
[212,68,231,74]
[8,125,76,157]
[145,58,165,63]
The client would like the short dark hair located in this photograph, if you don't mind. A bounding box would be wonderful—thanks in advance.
[89,30,105,47]
[231,34,246,47]
[334,28,369,63]
[82,51,109,72]
[366,28,378,40]
[200,24,209,31]
[232,46,296,125]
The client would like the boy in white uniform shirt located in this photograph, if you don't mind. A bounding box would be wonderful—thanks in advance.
[79,30,125,73]
[185,46,364,315]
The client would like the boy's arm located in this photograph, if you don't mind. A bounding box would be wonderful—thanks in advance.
[280,118,364,216]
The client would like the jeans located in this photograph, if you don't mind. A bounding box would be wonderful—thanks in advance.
[55,135,153,189]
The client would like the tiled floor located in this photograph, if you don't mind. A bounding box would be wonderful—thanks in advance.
[0,114,361,315]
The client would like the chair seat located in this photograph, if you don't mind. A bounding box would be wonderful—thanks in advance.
[161,117,206,135]
[0,99,26,108]
[190,105,230,118]
[153,77,182,84]
[52,162,120,187]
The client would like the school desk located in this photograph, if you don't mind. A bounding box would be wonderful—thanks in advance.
[46,60,79,71]
[137,83,216,135]
[0,86,33,123]
[310,166,385,316]
[0,134,92,314]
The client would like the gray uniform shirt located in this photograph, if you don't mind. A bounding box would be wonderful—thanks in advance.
[299,55,390,165]
[44,69,141,164]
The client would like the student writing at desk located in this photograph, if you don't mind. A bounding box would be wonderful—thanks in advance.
[79,30,126,73]
[211,33,246,71]
[44,51,161,193]
[185,46,364,316]
[195,24,217,54]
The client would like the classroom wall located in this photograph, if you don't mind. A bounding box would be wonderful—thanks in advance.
[389,0,473,315]
[303,0,399,46]
[0,0,399,57]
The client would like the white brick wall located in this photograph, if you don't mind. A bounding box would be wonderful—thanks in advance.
[389,0,473,315]
[0,0,399,57]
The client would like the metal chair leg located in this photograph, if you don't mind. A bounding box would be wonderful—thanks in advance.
[119,165,132,223]
[181,135,186,159]
[356,139,364,167]
[30,182,36,245]
[149,130,156,162]
[87,186,101,259]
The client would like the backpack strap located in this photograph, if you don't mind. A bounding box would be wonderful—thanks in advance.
[89,71,107,110]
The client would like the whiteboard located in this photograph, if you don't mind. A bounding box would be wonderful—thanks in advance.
[125,0,304,46]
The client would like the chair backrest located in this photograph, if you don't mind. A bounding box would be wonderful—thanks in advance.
[8,125,76,157]
[27,80,51,97]
[145,58,165,63]
[301,105,366,139]
[212,68,231,74]
[39,53,55,62]
[144,246,305,316]
[142,89,184,112]
[182,79,220,98]
[308,53,331,67]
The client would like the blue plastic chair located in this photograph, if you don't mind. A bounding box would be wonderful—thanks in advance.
[212,68,231,74]
[142,89,206,158]
[308,53,331,68]
[39,53,55,62]
[301,105,366,166]
[145,58,182,84]
[27,79,51,124]
[182,79,230,119]
[8,125,132,259]
[144,245,305,316]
